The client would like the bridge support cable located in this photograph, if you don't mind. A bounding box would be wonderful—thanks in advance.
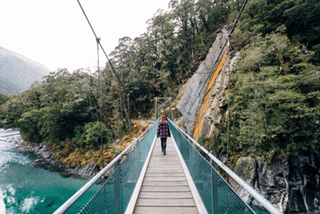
[226,33,231,162]
[155,97,159,119]
[185,40,228,117]
[127,93,131,127]
[167,118,282,214]
[77,0,131,127]
[225,0,248,162]
[77,0,122,87]
[53,120,159,214]
[96,37,105,151]
[185,0,249,121]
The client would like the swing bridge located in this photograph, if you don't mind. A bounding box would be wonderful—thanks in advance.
[53,1,282,213]
[53,118,281,214]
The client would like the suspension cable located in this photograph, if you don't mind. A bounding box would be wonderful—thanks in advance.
[97,38,101,119]
[226,35,231,161]
[77,0,123,88]
[226,0,248,160]
[97,37,104,148]
[185,0,248,118]
[77,0,132,126]
[185,40,228,116]
[229,0,248,36]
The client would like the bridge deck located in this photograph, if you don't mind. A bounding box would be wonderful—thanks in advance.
[133,137,200,214]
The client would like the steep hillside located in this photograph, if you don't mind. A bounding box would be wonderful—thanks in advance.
[175,26,229,137]
[175,25,320,214]
[0,46,50,95]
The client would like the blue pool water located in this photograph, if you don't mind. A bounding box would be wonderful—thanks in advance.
[0,128,98,214]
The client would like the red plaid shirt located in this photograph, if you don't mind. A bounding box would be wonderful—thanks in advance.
[157,120,171,138]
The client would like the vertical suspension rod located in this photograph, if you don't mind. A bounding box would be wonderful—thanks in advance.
[77,0,123,88]
[77,0,131,127]
[97,37,104,146]
[226,35,230,160]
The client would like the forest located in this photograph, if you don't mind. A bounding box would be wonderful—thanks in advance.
[0,0,319,166]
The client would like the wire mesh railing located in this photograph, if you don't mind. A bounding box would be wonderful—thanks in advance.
[54,120,158,214]
[78,120,158,214]
[168,119,282,214]
[55,117,281,214]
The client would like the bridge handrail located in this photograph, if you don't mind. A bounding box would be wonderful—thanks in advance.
[168,118,282,214]
[54,120,157,214]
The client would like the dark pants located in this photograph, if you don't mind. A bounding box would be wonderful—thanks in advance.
[161,138,167,151]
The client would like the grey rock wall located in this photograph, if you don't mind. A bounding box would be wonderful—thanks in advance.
[232,153,320,213]
[176,27,229,136]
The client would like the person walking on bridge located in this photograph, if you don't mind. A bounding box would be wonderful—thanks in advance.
[157,115,171,155]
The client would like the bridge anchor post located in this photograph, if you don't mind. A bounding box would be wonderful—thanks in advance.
[155,97,158,120]
[168,97,173,120]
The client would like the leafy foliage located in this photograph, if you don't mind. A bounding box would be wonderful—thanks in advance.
[1,70,107,145]
[1,0,319,166]
[0,93,10,127]
[0,93,9,106]
[218,33,320,161]
[109,0,231,113]
[74,121,112,150]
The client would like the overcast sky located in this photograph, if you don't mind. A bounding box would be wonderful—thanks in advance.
[0,0,170,72]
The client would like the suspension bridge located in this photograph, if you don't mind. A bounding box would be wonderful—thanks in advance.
[53,118,281,214]
[52,2,276,213]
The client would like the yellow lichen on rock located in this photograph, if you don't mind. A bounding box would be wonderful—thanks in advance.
[193,51,228,139]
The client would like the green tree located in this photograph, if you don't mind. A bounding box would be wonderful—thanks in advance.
[0,93,9,106]
[73,121,112,149]
[219,33,320,161]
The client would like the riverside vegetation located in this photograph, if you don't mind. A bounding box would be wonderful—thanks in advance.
[0,0,319,175]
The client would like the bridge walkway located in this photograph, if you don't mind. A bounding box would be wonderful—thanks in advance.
[133,137,203,214]
[54,119,281,214]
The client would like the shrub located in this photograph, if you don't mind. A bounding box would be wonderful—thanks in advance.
[74,121,112,150]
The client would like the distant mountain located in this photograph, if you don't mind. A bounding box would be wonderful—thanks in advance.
[0,46,51,95]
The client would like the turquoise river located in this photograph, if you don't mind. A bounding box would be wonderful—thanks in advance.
[0,128,99,214]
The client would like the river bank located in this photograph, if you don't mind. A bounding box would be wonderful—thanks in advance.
[12,136,99,179]
[10,120,152,180]
[0,128,100,213]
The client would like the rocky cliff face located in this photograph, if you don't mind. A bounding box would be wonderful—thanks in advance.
[0,46,50,95]
[174,27,320,213]
[175,26,230,137]
[232,152,320,213]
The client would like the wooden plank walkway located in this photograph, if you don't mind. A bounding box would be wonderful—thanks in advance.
[133,137,200,214]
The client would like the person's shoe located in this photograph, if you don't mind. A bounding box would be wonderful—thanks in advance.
[164,150,166,155]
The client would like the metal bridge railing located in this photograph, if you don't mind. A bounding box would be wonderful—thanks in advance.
[54,120,159,214]
[168,119,282,214]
